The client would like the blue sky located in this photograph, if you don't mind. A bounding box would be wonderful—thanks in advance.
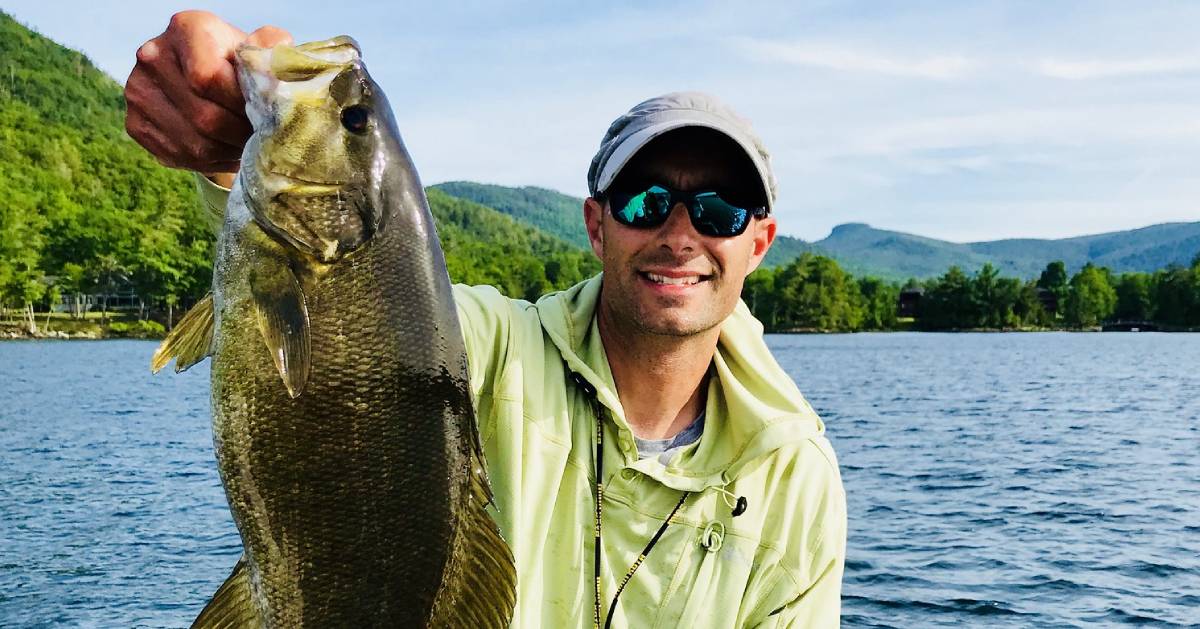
[6,1,1200,242]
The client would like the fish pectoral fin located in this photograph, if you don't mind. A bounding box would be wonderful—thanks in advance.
[250,263,311,398]
[191,555,262,629]
[151,293,214,374]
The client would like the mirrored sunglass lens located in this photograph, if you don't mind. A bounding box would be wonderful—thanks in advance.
[618,186,672,226]
[693,193,749,236]
[617,191,647,223]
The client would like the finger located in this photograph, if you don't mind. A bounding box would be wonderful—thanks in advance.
[245,25,293,48]
[149,42,253,147]
[127,78,244,170]
[126,63,245,163]
[171,17,248,113]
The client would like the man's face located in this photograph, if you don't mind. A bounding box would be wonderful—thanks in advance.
[584,132,777,338]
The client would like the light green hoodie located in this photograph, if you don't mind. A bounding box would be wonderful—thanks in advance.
[454,278,845,628]
[199,179,846,628]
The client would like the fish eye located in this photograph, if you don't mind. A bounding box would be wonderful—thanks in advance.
[340,105,370,134]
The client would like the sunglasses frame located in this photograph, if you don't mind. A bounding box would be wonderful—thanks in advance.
[605,183,769,238]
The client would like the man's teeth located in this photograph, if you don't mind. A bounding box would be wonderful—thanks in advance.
[646,272,700,285]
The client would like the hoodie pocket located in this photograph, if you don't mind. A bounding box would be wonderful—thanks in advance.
[653,519,764,628]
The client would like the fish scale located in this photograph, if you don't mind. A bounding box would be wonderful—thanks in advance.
[152,35,515,628]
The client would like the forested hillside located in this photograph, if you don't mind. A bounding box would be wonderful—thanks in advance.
[0,11,597,331]
[433,182,591,249]
[433,180,819,267]
[0,10,213,323]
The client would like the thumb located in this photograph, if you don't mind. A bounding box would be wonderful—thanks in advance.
[245,25,293,48]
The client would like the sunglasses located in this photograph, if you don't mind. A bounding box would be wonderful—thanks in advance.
[606,184,768,237]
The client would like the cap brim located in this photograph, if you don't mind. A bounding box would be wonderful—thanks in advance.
[595,119,774,211]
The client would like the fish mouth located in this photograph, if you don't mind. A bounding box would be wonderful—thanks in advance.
[241,170,377,263]
[270,171,346,187]
[258,169,346,195]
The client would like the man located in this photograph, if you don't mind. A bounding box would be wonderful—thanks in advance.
[126,12,846,627]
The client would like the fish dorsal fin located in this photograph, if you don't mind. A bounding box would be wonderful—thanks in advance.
[191,556,262,629]
[249,263,311,398]
[151,293,214,374]
[430,445,518,628]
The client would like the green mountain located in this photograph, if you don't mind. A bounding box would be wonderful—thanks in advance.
[427,189,599,300]
[814,222,1200,279]
[433,181,820,268]
[433,178,1200,280]
[0,9,212,310]
[433,181,591,249]
[0,10,596,315]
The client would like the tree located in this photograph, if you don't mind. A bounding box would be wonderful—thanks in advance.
[773,254,863,331]
[857,277,898,330]
[971,263,1020,328]
[1114,273,1153,322]
[743,267,778,330]
[1064,263,1117,327]
[1036,260,1069,317]
[919,266,973,329]
[1152,265,1198,327]
[1013,280,1050,327]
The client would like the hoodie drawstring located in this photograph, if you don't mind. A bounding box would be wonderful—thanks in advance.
[712,485,749,517]
[570,371,690,629]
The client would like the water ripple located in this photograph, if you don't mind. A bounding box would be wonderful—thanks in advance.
[3,335,1200,627]
[774,332,1200,628]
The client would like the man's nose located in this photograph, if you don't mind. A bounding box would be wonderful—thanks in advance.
[657,201,701,251]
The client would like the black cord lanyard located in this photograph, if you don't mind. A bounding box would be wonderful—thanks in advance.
[572,372,690,629]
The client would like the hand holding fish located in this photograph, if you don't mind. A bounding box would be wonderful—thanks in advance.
[124,11,291,177]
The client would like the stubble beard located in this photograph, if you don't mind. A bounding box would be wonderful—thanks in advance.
[604,266,729,339]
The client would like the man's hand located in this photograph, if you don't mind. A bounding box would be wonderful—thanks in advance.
[124,10,291,178]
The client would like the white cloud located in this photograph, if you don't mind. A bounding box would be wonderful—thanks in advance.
[1035,56,1200,80]
[735,39,975,80]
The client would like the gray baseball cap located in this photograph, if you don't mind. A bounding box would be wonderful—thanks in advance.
[587,91,777,211]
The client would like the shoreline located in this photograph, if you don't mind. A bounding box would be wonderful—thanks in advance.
[0,322,164,341]
[6,325,1176,340]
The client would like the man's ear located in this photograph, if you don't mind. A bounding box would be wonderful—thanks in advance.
[746,216,777,275]
[584,197,606,259]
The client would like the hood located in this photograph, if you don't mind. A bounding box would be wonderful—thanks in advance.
[534,274,825,492]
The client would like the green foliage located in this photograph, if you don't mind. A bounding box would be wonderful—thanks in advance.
[1014,280,1051,327]
[918,266,975,329]
[433,181,591,249]
[914,264,1053,330]
[1064,263,1117,327]
[1114,273,1153,321]
[1150,264,1200,327]
[0,10,213,318]
[857,277,899,330]
[11,10,1200,335]
[743,253,890,332]
[0,12,597,320]
[107,319,166,338]
[428,189,600,301]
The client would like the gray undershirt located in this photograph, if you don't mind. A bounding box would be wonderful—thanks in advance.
[634,412,706,464]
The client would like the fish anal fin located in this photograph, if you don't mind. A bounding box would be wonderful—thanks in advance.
[432,450,517,628]
[191,556,262,629]
[249,264,310,398]
[151,293,214,374]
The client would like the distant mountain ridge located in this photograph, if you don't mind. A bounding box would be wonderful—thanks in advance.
[433,183,1200,280]
[817,221,1200,279]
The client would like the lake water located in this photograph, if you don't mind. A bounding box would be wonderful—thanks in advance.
[1,334,1197,627]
